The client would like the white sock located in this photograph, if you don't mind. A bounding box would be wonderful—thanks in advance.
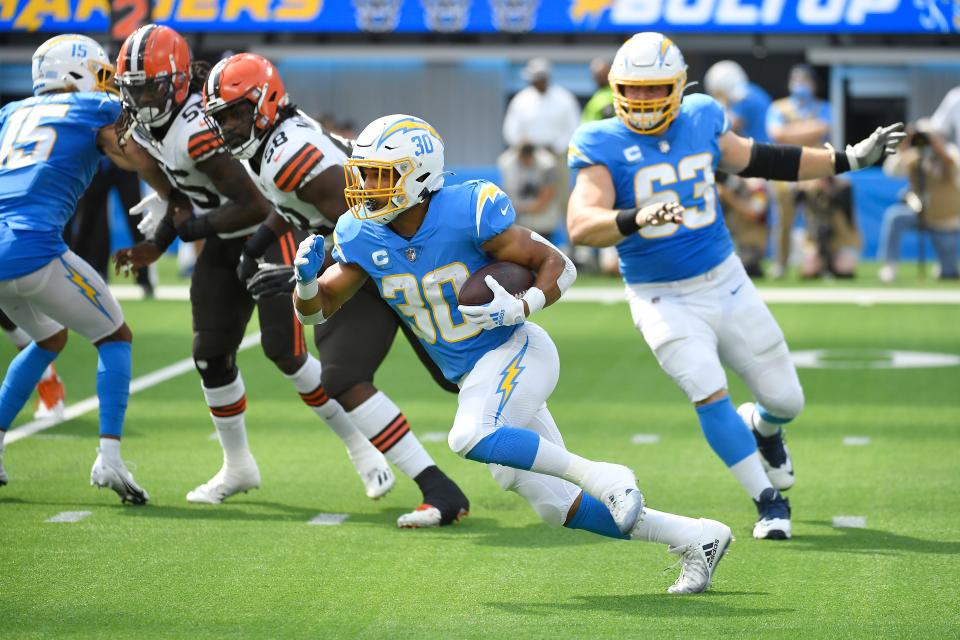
[348,391,434,479]
[529,437,593,485]
[630,508,704,547]
[285,357,378,461]
[754,411,784,438]
[202,374,252,466]
[1,428,7,449]
[98,437,122,464]
[730,452,774,500]
[5,327,31,350]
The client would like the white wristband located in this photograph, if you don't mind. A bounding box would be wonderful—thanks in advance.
[521,287,546,318]
[295,308,327,326]
[296,279,319,299]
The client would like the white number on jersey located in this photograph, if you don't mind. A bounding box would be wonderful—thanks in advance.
[0,105,71,170]
[632,152,717,239]
[381,263,481,344]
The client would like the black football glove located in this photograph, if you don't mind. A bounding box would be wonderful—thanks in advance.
[246,262,296,300]
[237,250,259,287]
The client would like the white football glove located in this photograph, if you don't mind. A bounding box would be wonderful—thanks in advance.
[293,233,325,282]
[844,122,906,171]
[130,192,167,240]
[458,275,526,331]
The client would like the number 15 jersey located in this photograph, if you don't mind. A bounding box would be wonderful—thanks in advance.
[568,93,734,284]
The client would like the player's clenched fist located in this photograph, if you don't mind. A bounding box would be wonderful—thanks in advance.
[294,233,325,282]
[636,202,684,228]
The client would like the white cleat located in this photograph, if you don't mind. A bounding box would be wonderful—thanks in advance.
[396,503,469,529]
[584,462,645,535]
[752,487,792,540]
[186,458,260,504]
[667,519,733,595]
[90,451,149,505]
[348,449,395,500]
[738,402,795,491]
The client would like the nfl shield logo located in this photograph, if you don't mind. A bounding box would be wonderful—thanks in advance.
[658,140,671,154]
[404,247,418,262]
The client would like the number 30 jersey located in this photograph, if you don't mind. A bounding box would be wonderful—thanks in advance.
[568,93,735,284]
[132,92,255,238]
[0,91,120,278]
[246,110,353,235]
[333,180,519,383]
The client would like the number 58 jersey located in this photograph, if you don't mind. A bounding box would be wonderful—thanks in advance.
[333,180,519,383]
[568,93,735,284]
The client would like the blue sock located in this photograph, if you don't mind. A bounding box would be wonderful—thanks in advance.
[0,343,57,429]
[96,341,131,439]
[695,396,757,467]
[465,427,540,469]
[565,492,628,540]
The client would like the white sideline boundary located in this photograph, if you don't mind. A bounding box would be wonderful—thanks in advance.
[5,332,262,446]
[111,284,960,305]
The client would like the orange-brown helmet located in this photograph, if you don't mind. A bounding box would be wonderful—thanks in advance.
[116,24,191,127]
[203,53,288,159]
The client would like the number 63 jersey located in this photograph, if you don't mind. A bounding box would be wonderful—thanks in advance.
[568,93,735,284]
[332,180,519,383]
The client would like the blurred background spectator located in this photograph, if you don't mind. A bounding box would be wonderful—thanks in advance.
[796,177,860,279]
[931,86,960,148]
[581,57,614,124]
[767,64,833,279]
[878,120,960,282]
[497,142,562,246]
[704,60,771,143]
[716,172,770,278]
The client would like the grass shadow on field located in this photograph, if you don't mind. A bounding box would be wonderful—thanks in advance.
[793,520,960,556]
[487,592,790,618]
[467,523,604,549]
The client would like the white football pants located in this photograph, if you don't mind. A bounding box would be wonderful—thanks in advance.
[626,252,804,420]
[449,322,581,526]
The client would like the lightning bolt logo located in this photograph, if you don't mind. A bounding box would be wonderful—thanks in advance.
[60,258,112,321]
[377,117,443,148]
[475,182,505,236]
[495,338,529,421]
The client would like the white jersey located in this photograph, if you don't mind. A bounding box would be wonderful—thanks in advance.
[246,110,352,234]
[132,92,255,239]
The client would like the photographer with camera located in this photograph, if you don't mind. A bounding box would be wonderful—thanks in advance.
[878,119,960,282]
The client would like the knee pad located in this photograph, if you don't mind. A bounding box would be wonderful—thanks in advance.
[448,415,491,457]
[760,384,805,422]
[194,353,238,389]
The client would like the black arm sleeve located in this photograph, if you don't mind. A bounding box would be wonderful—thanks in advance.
[738,142,803,181]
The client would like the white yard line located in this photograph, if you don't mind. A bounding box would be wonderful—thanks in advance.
[842,436,872,446]
[5,332,262,445]
[46,511,92,523]
[832,516,868,529]
[112,284,960,305]
[307,513,349,526]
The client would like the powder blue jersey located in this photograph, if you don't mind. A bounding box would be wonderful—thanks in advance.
[0,92,121,279]
[730,83,772,144]
[333,180,520,382]
[568,93,735,284]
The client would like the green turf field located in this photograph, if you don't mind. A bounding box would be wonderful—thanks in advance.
[2,288,959,638]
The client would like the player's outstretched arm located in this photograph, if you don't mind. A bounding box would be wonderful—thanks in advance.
[173,154,274,241]
[567,164,684,248]
[719,123,905,182]
[292,234,367,325]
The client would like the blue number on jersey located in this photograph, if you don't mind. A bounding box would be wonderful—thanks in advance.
[0,91,121,279]
[333,180,519,382]
[568,93,735,284]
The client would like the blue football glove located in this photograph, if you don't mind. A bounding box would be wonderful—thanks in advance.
[458,275,526,331]
[293,233,325,282]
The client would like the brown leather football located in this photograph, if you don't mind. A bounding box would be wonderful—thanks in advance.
[458,262,536,306]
